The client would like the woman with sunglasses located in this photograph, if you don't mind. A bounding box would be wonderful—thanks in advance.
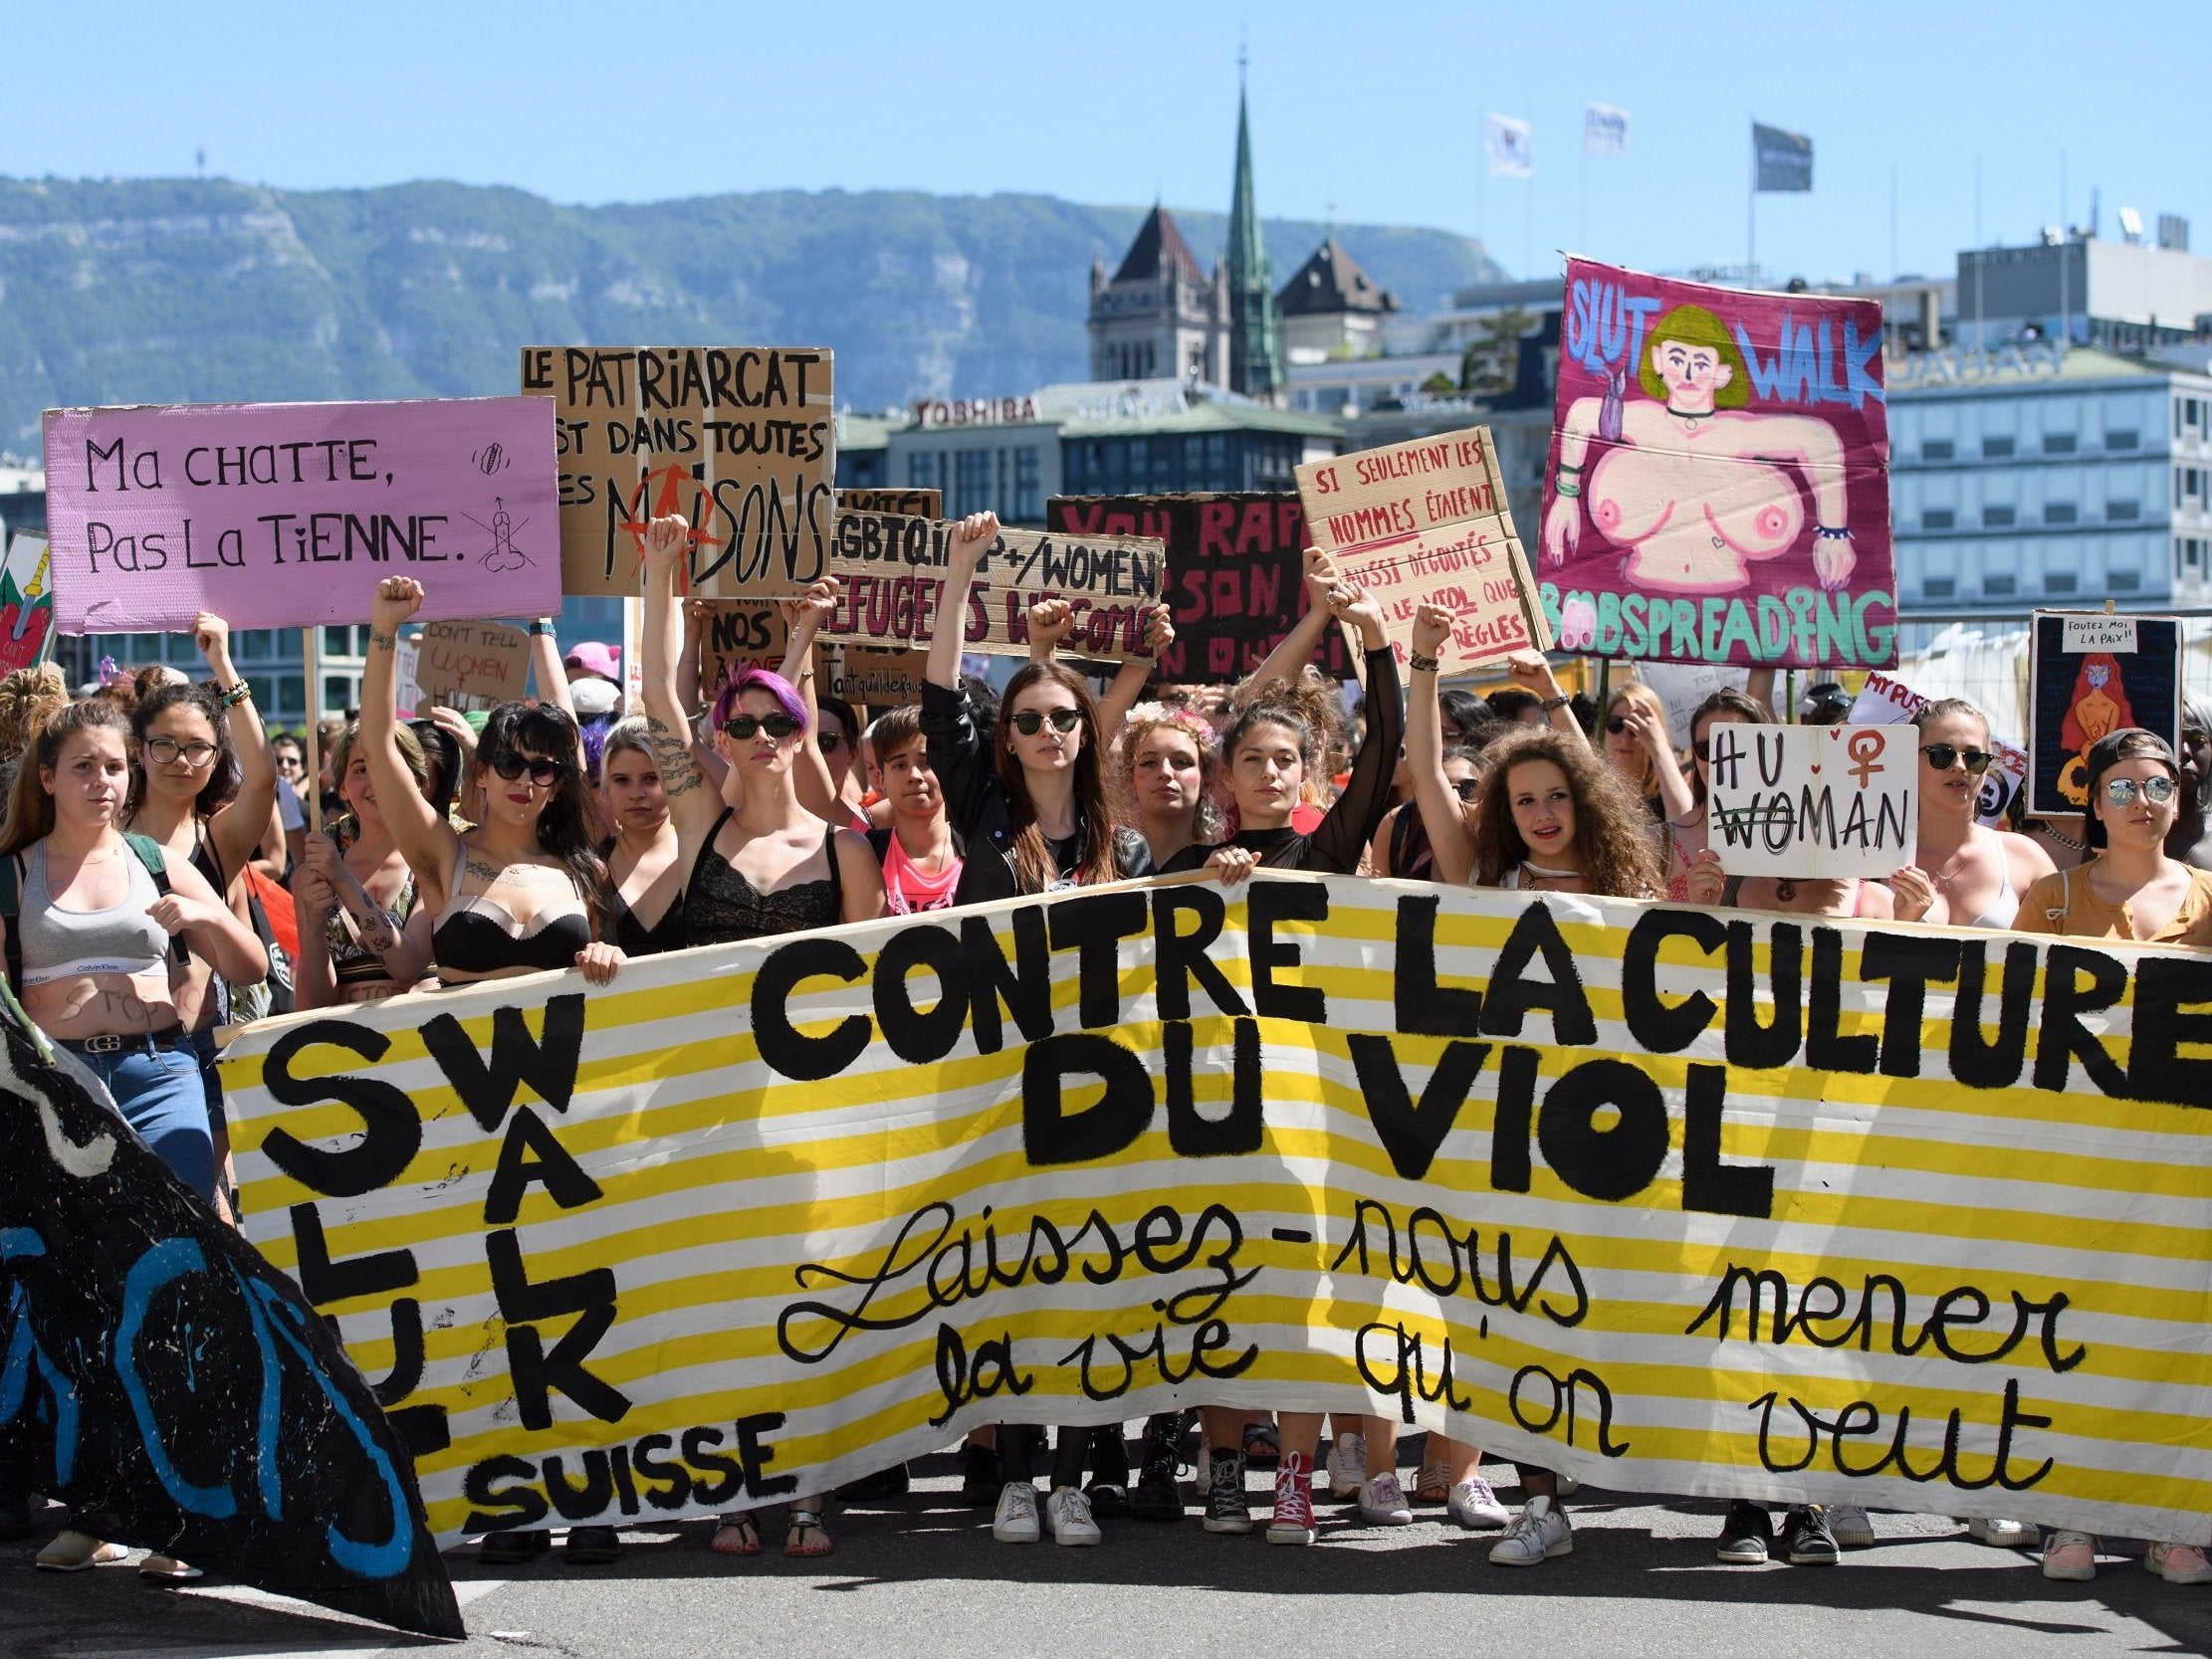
[121,612,280,1205]
[1889,701,2055,931]
[2015,727,2212,1587]
[640,518,884,1559]
[1602,684,1691,837]
[922,512,1149,1550]
[360,577,622,996]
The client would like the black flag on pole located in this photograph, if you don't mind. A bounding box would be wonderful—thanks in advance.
[1753,122,1814,192]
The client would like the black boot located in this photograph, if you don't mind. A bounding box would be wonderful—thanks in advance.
[1131,1410,1190,1522]
[1085,1425,1132,1518]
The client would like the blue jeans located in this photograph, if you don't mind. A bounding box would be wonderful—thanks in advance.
[75,1035,214,1201]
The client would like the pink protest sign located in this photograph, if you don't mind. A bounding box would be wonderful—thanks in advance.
[1538,259,1895,670]
[43,397,560,632]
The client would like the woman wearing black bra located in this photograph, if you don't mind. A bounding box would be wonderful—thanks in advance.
[640,513,885,1561]
[597,720,684,957]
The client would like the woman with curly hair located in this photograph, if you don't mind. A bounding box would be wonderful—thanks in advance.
[0,663,68,799]
[1112,703,1222,869]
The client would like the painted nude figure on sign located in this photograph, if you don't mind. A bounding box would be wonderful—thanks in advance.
[1543,305,1856,595]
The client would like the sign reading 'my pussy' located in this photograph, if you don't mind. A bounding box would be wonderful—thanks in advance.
[43,398,560,633]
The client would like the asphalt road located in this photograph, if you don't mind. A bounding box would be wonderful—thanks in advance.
[8,1447,2211,1659]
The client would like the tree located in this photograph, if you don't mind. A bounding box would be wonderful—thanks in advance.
[1459,307,1536,396]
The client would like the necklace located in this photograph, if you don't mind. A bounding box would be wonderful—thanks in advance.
[1665,403,1711,425]
[1521,859,1583,883]
[2039,826,2088,853]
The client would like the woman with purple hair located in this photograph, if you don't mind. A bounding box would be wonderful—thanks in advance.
[639,514,886,1559]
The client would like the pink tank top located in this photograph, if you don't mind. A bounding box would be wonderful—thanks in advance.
[883,835,963,916]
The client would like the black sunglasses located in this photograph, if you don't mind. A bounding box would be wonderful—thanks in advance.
[486,749,565,787]
[816,729,845,753]
[1011,708,1082,736]
[725,714,801,740]
[1450,776,1479,801]
[1606,716,1629,734]
[1919,743,1994,775]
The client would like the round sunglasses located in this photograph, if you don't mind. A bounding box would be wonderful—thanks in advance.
[724,713,801,740]
[2103,774,2178,808]
[486,749,565,786]
[1919,743,1994,775]
[1010,708,1082,736]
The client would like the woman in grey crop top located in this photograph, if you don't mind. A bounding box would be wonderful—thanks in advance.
[1,699,265,1203]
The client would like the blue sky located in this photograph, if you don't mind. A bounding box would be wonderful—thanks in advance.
[7,0,2199,288]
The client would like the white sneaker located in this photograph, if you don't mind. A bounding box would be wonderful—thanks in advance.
[1043,1486,1101,1547]
[1829,1504,1875,1549]
[992,1481,1040,1544]
[1489,1495,1573,1566]
[1448,1475,1510,1530]
[1358,1471,1413,1526]
[1966,1515,2038,1549]
[1326,1432,1367,1499]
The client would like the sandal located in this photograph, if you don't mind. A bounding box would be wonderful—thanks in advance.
[710,1514,762,1556]
[784,1508,833,1558]
[1415,1461,1452,1504]
[1240,1422,1280,1467]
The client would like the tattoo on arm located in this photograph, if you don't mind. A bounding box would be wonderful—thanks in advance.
[369,630,395,651]
[647,716,705,799]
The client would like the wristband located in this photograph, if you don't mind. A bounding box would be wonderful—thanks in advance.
[1407,652,1440,674]
[1553,478,1582,499]
[1816,524,1853,540]
[219,681,253,710]
[1541,695,1571,711]
[528,619,553,637]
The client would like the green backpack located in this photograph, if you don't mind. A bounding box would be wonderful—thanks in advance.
[0,833,185,994]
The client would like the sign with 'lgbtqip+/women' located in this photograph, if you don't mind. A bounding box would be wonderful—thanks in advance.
[1540,258,1895,670]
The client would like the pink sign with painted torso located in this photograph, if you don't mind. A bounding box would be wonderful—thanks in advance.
[43,397,560,632]
[1538,258,1895,670]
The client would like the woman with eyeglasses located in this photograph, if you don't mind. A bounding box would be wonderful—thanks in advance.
[121,613,281,1208]
[1889,700,2056,930]
[640,517,884,1559]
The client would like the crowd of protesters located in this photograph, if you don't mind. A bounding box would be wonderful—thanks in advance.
[5,509,2207,1588]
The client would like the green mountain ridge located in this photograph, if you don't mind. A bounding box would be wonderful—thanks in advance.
[0,176,1505,450]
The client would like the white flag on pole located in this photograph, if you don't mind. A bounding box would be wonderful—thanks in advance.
[1584,103,1630,158]
[1485,113,1533,178]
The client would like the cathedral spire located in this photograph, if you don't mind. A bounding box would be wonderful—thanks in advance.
[1225,73,1282,398]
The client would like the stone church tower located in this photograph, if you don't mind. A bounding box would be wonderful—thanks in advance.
[1087,205,1228,384]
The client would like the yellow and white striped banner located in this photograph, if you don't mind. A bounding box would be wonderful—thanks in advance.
[222,873,2212,1548]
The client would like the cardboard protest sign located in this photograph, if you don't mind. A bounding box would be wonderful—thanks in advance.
[0,1014,459,1636]
[523,346,835,601]
[42,398,558,633]
[1048,494,1358,685]
[694,601,793,702]
[392,633,421,719]
[820,512,1167,660]
[1632,661,1752,747]
[225,875,2212,1553]
[0,532,56,673]
[828,647,927,707]
[1706,723,1917,877]
[412,618,531,713]
[1540,258,1895,669]
[2028,612,2182,817]
[839,487,941,518]
[1294,427,1549,672]
[1848,669,2027,826]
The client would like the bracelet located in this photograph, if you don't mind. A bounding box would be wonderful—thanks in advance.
[1407,652,1440,674]
[219,681,253,710]
[1541,694,1571,711]
[1553,479,1582,499]
[528,619,553,637]
[1557,461,1585,473]
[1816,525,1853,540]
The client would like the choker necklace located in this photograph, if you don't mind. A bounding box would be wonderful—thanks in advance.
[1521,859,1583,881]
[1666,404,1712,422]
